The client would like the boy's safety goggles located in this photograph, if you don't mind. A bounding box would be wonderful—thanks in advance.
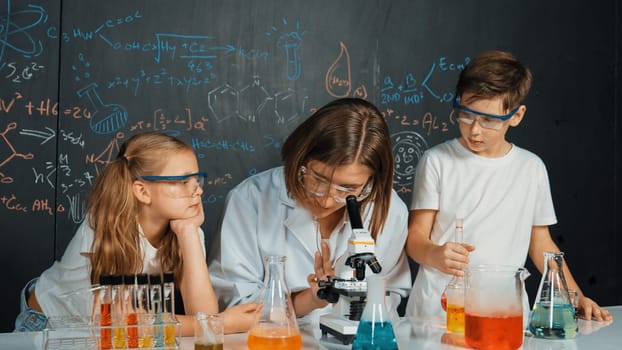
[453,99,519,130]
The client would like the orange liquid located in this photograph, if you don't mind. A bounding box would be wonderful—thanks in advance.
[440,292,447,311]
[465,313,523,350]
[139,336,153,348]
[164,324,176,345]
[247,328,302,350]
[446,304,465,333]
[126,313,138,348]
[113,327,126,348]
[100,303,112,349]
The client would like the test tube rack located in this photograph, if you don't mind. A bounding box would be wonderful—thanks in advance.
[43,315,181,350]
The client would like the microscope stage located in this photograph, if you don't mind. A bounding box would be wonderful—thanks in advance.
[319,314,359,345]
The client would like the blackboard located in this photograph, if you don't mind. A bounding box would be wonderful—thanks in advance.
[1,0,620,331]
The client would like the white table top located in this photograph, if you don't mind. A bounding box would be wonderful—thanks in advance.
[206,305,621,350]
[2,306,619,349]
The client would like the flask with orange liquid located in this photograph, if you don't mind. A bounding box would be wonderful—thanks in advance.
[441,218,466,333]
[247,255,302,350]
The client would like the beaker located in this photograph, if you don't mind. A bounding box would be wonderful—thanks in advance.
[528,251,578,339]
[195,313,224,350]
[352,275,398,350]
[247,255,302,350]
[464,265,529,350]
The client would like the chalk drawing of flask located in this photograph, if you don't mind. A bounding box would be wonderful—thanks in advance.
[77,83,128,134]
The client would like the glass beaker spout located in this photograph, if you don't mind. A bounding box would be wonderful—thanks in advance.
[528,251,578,339]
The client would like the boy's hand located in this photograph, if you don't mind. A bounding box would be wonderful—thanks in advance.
[433,242,475,276]
[578,296,613,321]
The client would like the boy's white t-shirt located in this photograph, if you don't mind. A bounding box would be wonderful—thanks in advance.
[35,220,205,318]
[406,138,557,319]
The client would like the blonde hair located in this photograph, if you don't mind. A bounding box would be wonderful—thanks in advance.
[87,132,193,284]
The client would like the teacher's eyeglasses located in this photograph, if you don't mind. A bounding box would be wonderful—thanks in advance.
[299,166,371,204]
[138,172,207,198]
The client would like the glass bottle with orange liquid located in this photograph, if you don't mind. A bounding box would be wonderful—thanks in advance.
[247,255,302,350]
[441,218,466,333]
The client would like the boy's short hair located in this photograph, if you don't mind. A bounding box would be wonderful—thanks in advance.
[456,50,532,110]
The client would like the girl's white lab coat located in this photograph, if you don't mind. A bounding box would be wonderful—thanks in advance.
[208,166,411,325]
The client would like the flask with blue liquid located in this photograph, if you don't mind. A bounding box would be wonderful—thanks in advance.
[352,275,398,350]
[528,251,578,339]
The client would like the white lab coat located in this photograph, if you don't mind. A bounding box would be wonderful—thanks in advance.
[208,166,411,325]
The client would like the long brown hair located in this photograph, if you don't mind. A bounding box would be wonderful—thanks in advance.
[88,132,193,283]
[281,98,394,239]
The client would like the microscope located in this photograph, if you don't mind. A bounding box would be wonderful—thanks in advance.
[317,195,382,344]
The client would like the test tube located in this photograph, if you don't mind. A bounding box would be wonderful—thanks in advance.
[149,274,164,347]
[99,275,113,350]
[162,272,177,346]
[123,275,139,348]
[111,274,126,349]
[135,274,152,348]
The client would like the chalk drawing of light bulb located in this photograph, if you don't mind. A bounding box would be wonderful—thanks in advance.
[77,83,128,134]
[276,31,302,81]
[391,131,428,187]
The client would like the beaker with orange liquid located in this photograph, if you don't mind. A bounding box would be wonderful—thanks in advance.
[464,265,529,350]
[247,255,302,350]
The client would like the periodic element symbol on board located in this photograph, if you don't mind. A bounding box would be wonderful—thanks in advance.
[76,83,128,134]
[392,131,428,187]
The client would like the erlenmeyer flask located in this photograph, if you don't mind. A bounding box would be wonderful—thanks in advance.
[528,251,578,339]
[352,275,398,350]
[247,255,302,350]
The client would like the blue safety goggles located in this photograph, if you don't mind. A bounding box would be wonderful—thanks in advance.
[453,98,519,121]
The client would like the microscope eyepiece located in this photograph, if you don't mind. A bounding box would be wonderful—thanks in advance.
[346,195,363,229]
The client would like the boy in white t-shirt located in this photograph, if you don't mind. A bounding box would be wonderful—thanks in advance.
[405,50,612,322]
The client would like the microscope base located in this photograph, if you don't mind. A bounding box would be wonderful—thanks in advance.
[319,314,359,345]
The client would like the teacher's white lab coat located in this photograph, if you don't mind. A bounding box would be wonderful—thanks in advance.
[208,166,411,325]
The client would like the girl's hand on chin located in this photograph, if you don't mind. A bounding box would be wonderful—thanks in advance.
[170,202,204,238]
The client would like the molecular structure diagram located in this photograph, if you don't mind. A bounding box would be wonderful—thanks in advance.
[208,75,308,125]
[0,122,34,183]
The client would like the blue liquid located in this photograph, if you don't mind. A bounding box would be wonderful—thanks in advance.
[528,302,578,339]
[153,310,164,347]
[352,320,398,350]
